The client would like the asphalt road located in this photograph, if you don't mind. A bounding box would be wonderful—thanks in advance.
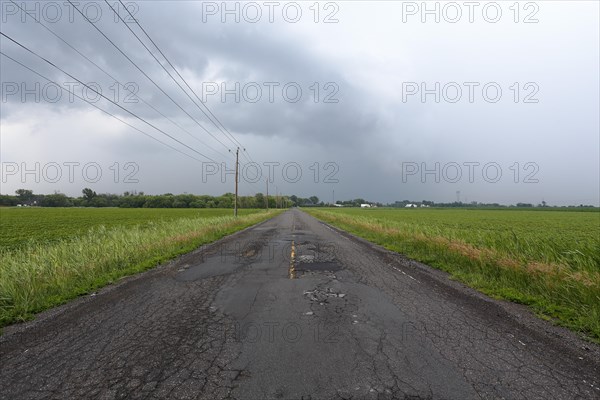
[1,209,599,399]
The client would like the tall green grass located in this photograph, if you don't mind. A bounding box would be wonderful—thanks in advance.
[0,207,252,250]
[0,210,279,327]
[306,208,600,342]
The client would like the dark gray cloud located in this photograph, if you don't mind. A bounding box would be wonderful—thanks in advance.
[1,1,598,205]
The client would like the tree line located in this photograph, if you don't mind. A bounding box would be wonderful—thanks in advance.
[0,189,595,209]
[0,189,325,209]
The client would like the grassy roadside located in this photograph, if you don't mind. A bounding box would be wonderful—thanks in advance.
[305,208,600,342]
[0,210,281,328]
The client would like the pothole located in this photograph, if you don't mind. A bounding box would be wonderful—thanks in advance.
[304,287,346,303]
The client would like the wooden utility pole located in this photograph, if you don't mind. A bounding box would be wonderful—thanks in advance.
[234,147,239,217]
[266,179,269,210]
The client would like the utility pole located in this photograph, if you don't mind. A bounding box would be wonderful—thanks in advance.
[266,179,269,211]
[231,147,239,217]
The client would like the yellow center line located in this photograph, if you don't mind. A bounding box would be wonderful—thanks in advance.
[289,240,296,279]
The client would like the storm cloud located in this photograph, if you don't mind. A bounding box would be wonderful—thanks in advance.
[1,1,598,205]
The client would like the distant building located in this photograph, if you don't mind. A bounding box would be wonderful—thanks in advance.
[334,204,343,207]
[405,203,418,208]
[360,204,371,208]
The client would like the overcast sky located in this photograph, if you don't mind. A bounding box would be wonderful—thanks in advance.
[1,0,598,205]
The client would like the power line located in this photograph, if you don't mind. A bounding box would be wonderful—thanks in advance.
[0,31,218,163]
[65,0,234,154]
[115,0,248,150]
[107,1,241,150]
[7,0,234,164]
[0,51,205,163]
[3,46,265,196]
[107,2,267,192]
[112,0,256,164]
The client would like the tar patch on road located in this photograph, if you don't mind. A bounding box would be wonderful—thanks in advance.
[295,261,342,273]
[292,240,341,277]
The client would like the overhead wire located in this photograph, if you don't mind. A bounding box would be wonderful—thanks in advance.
[3,2,267,196]
[65,0,235,155]
[0,31,219,163]
[110,3,266,191]
[7,0,234,163]
[112,0,256,164]
[0,51,206,163]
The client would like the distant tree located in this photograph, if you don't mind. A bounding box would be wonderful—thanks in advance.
[173,194,194,208]
[119,195,146,208]
[309,196,319,205]
[144,196,174,208]
[82,188,97,201]
[516,203,533,208]
[89,196,109,207]
[39,193,72,207]
[15,189,34,203]
[255,193,265,208]
[189,200,206,208]
[0,194,18,206]
[217,195,233,208]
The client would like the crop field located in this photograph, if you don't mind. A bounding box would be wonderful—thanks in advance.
[0,207,256,251]
[306,207,600,341]
[0,207,277,327]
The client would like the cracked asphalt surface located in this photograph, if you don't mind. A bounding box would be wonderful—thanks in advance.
[1,209,599,399]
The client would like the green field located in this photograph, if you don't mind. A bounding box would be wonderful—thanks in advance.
[0,207,278,328]
[0,208,255,250]
[306,208,600,341]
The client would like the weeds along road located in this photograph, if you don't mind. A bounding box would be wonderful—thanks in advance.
[1,209,599,399]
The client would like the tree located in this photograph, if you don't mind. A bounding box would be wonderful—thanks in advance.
[189,200,206,208]
[309,196,319,205]
[82,188,97,201]
[516,202,533,208]
[89,196,109,207]
[39,193,72,207]
[143,196,173,208]
[15,189,33,203]
[255,193,265,208]
[0,194,18,206]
